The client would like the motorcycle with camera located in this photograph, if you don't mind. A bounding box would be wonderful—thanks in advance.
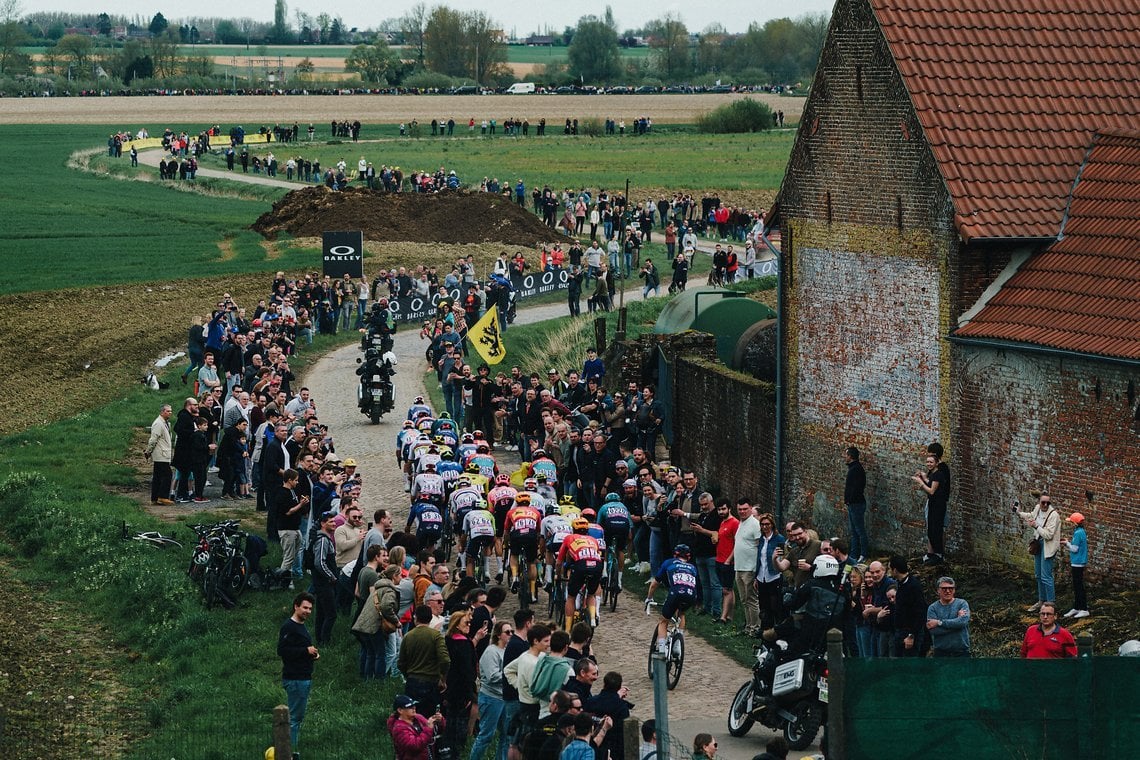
[357,347,397,424]
[726,638,828,750]
[726,554,843,751]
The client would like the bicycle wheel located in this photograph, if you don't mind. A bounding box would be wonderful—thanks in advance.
[608,572,620,613]
[666,632,684,690]
[203,566,220,610]
[225,554,249,598]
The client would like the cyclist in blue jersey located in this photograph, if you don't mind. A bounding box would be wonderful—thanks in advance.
[598,492,632,590]
[407,500,445,551]
[646,544,698,653]
[407,395,433,421]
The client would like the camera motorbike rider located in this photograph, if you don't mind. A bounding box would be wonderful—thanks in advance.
[754,554,845,703]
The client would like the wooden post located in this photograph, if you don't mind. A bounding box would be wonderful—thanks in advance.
[826,627,845,760]
[623,717,641,760]
[273,704,292,759]
[616,307,628,343]
[594,316,607,354]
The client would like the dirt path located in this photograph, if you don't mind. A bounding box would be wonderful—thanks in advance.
[299,301,752,733]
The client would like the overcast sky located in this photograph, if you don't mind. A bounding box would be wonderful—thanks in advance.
[20,0,836,36]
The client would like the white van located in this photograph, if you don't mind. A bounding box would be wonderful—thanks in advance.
[506,82,535,95]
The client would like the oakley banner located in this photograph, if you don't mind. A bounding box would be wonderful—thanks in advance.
[322,231,364,278]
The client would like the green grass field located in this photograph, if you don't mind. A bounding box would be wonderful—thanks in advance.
[2,124,791,295]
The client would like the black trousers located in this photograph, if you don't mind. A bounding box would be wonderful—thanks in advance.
[151,461,172,502]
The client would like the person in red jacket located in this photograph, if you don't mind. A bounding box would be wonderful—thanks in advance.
[388,694,445,760]
[1021,602,1077,658]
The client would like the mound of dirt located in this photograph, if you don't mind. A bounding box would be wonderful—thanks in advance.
[251,187,560,246]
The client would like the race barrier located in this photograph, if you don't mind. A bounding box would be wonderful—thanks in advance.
[386,267,570,324]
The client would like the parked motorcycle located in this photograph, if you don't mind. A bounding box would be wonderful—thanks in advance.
[726,641,828,750]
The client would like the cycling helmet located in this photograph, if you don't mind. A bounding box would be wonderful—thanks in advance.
[414,395,424,403]
[466,462,481,473]
[473,430,485,438]
[416,410,431,420]
[532,448,546,457]
[1120,640,1140,657]
[423,460,436,469]
[524,477,538,489]
[581,508,596,519]
[378,297,389,308]
[496,474,511,486]
[812,554,841,579]
[673,544,692,560]
[515,493,532,506]
[546,503,560,516]
[604,492,622,503]
[559,495,576,506]
[476,498,489,511]
[461,432,475,441]
[403,420,414,428]
[477,444,490,453]
[438,412,451,419]
[432,435,445,444]
[572,517,590,532]
[456,476,471,486]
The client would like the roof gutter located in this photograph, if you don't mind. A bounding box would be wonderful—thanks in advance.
[946,334,1140,368]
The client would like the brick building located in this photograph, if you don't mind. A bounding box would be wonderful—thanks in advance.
[774,0,1140,582]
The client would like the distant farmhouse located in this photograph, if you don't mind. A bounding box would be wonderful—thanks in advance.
[775,0,1140,582]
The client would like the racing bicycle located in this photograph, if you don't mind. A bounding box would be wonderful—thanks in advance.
[645,599,685,690]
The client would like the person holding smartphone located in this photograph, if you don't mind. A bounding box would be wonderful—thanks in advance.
[276,468,309,587]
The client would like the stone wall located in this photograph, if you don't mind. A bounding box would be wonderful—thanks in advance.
[672,357,778,506]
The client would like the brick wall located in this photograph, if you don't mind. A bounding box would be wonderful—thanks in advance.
[778,0,962,545]
[953,346,1140,584]
[672,356,777,507]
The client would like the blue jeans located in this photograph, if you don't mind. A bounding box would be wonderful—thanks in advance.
[444,385,462,420]
[469,693,506,760]
[649,530,666,577]
[501,700,520,755]
[341,302,354,328]
[282,678,312,748]
[847,502,868,560]
[695,556,721,615]
[855,624,874,658]
[1034,552,1055,602]
[356,299,367,327]
[356,629,387,679]
[385,631,401,677]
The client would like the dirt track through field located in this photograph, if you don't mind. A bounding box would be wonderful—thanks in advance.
[0,93,803,126]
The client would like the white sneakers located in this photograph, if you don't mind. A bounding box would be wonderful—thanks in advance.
[1063,609,1091,619]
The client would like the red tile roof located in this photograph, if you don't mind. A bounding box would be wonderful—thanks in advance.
[873,0,1140,242]
[953,129,1140,360]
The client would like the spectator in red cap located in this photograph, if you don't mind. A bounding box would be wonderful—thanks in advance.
[1063,512,1090,619]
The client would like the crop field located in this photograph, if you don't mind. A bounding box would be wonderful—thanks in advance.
[0,92,804,126]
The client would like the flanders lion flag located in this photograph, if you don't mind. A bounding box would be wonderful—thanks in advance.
[468,305,506,365]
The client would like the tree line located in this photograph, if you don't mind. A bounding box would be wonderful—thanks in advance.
[0,1,828,90]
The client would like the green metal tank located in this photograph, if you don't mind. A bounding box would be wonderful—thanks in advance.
[653,288,776,367]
